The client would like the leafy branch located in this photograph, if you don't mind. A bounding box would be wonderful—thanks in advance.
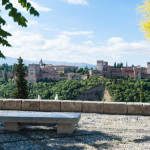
[0,0,39,58]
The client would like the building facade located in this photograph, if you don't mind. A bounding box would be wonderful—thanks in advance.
[28,60,78,83]
[89,60,150,80]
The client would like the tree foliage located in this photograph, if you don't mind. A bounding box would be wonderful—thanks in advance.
[76,66,89,75]
[106,78,150,102]
[114,62,123,68]
[0,0,39,58]
[3,69,8,82]
[140,83,145,102]
[0,64,150,102]
[0,63,20,73]
[138,0,150,39]
[12,57,28,99]
[0,76,150,102]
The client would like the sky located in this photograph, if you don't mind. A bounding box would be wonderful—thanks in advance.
[1,0,150,67]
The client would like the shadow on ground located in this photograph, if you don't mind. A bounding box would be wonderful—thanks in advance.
[0,123,122,150]
[133,136,150,143]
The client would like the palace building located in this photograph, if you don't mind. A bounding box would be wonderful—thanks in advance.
[89,60,150,80]
[28,60,78,83]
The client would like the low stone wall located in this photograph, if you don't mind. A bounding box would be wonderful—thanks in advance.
[0,99,150,115]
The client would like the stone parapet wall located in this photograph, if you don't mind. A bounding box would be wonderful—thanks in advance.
[0,99,150,115]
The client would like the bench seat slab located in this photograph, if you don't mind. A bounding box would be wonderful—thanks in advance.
[0,111,81,134]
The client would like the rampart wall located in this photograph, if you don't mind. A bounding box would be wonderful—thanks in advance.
[0,99,150,115]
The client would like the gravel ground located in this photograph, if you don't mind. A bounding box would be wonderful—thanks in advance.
[0,113,150,150]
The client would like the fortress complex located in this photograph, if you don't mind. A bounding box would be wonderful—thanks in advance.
[89,60,150,80]
[28,60,78,83]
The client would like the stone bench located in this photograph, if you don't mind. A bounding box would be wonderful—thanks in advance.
[0,111,81,134]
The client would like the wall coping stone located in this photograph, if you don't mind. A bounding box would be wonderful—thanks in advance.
[22,99,40,111]
[127,102,143,115]
[142,103,150,115]
[61,100,83,112]
[2,99,22,110]
[40,100,61,112]
[0,99,149,115]
[103,102,127,114]
[83,101,103,113]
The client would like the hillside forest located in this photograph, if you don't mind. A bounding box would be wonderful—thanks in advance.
[0,65,149,102]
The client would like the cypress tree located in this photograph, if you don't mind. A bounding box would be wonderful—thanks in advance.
[140,83,145,102]
[114,76,117,84]
[3,70,8,82]
[117,63,120,68]
[114,62,116,68]
[120,62,123,68]
[126,61,128,67]
[109,70,112,78]
[12,57,28,99]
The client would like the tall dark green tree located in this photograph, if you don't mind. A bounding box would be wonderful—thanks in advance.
[83,66,89,74]
[12,57,28,99]
[3,69,8,82]
[126,61,128,67]
[0,0,39,58]
[120,62,123,68]
[114,62,117,68]
[109,70,112,78]
[70,67,76,73]
[117,63,120,68]
[140,83,145,102]
[114,76,117,84]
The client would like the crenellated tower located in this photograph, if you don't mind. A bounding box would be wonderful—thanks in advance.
[97,60,108,71]
[147,62,150,74]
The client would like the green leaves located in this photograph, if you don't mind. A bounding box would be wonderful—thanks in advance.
[5,3,13,10]
[0,0,39,58]
[18,0,39,16]
[0,17,6,25]
[2,0,39,27]
[12,57,28,99]
[0,26,11,58]
[18,0,27,8]
[0,37,11,47]
[26,2,31,10]
[2,0,9,6]
[29,7,39,16]
[0,28,11,38]
[0,51,6,58]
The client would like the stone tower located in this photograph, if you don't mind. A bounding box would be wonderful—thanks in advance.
[134,67,141,80]
[28,64,40,83]
[97,60,108,71]
[147,62,150,74]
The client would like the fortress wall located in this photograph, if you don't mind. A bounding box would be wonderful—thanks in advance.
[0,99,150,116]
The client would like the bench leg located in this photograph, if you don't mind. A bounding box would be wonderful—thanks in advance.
[4,122,24,131]
[57,124,75,134]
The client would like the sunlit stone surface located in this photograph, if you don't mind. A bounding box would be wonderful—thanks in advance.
[0,113,150,150]
[0,111,81,134]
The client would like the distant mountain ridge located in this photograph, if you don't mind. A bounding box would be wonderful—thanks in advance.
[0,56,96,69]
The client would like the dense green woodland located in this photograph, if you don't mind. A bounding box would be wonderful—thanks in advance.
[106,78,150,102]
[0,64,27,73]
[0,76,150,102]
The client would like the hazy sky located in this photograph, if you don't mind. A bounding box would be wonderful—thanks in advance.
[1,0,150,66]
